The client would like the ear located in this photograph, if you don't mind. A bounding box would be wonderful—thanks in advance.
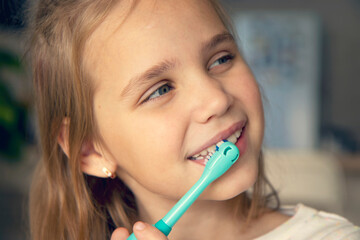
[57,118,117,178]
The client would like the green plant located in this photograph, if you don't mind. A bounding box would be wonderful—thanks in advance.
[0,48,29,162]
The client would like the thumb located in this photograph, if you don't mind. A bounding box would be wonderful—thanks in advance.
[133,221,169,240]
[110,227,130,240]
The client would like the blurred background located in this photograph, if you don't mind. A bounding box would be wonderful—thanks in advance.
[0,0,359,239]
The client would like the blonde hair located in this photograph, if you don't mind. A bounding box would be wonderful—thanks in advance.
[28,0,279,239]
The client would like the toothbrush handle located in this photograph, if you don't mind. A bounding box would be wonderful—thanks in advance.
[126,176,210,240]
[154,219,172,236]
[126,220,171,240]
[126,142,239,240]
[161,174,210,229]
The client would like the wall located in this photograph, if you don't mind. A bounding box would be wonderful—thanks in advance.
[221,0,360,151]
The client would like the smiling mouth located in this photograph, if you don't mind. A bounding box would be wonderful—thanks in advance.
[188,127,244,165]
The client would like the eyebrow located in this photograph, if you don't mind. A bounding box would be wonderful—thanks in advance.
[120,31,235,99]
[201,31,235,56]
[121,59,177,99]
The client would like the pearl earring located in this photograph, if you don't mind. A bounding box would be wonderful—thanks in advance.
[102,167,116,179]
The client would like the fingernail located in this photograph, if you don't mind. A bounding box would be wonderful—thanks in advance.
[134,222,146,231]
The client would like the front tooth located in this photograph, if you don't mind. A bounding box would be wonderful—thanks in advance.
[195,156,204,160]
[200,149,208,155]
[235,130,241,138]
[216,141,224,148]
[193,153,201,158]
[227,134,237,144]
[208,145,216,152]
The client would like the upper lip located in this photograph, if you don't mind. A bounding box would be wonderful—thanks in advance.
[187,120,246,158]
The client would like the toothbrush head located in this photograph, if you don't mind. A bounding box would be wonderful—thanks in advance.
[202,141,239,182]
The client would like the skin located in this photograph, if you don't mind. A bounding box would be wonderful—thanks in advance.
[77,0,290,239]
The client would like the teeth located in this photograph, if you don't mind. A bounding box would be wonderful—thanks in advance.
[190,129,243,160]
[200,149,208,155]
[227,134,237,144]
[216,141,223,148]
[208,145,216,153]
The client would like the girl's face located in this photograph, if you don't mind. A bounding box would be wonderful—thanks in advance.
[85,0,264,203]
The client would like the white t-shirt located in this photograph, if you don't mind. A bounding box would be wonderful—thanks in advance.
[256,204,360,240]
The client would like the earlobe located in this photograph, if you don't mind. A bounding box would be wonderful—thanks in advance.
[57,118,117,178]
[79,140,117,179]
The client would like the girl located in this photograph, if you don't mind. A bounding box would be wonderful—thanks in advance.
[28,0,359,239]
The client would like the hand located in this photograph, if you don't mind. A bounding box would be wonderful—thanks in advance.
[111,221,169,240]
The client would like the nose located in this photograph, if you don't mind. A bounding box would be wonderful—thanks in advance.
[189,75,233,123]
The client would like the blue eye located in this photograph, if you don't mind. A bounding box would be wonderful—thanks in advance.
[146,83,174,101]
[208,54,234,70]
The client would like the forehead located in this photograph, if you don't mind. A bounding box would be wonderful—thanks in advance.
[84,0,226,88]
[91,0,222,38]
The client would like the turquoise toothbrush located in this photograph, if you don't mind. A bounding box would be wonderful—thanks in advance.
[127,141,239,239]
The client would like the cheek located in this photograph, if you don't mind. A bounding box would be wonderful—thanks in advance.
[229,69,265,145]
[135,112,184,153]
[244,81,265,146]
[247,80,264,125]
[95,103,184,172]
[229,69,264,117]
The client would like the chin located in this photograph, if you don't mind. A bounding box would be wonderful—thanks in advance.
[205,165,259,201]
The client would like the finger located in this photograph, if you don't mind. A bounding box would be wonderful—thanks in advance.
[133,221,168,240]
[110,227,130,240]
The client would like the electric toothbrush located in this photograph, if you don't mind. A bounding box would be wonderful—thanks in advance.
[127,141,239,239]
